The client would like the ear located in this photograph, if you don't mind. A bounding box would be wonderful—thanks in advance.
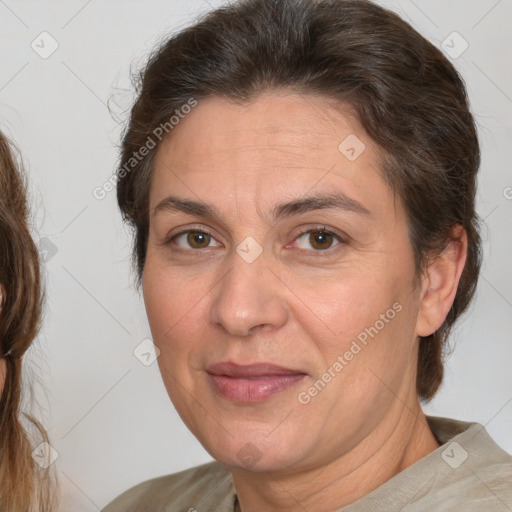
[416,226,467,337]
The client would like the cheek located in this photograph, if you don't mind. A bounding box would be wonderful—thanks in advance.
[144,249,205,329]
[289,264,419,401]
[142,256,214,427]
[285,266,409,353]
[142,254,212,369]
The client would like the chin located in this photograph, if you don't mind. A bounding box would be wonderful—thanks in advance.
[197,426,313,473]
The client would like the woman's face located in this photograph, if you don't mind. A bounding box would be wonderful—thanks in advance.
[143,92,425,472]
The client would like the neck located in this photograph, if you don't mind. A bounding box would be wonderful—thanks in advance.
[232,405,439,512]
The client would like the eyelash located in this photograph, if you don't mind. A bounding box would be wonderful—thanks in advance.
[292,226,345,253]
[166,225,346,254]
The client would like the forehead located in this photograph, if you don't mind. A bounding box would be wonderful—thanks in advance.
[156,92,362,165]
[150,92,394,217]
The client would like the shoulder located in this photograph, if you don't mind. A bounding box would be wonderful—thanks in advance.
[426,416,512,510]
[344,416,512,512]
[102,461,234,512]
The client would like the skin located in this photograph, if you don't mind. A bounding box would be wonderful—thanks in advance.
[143,91,467,511]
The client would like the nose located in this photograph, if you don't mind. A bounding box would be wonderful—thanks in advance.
[209,254,289,337]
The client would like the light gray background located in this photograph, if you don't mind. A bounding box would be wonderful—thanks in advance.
[0,0,511,510]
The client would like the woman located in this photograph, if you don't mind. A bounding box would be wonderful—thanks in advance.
[104,0,512,510]
[0,131,56,511]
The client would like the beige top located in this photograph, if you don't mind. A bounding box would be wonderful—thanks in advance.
[102,416,512,511]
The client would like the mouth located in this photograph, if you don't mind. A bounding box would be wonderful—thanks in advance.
[206,362,307,403]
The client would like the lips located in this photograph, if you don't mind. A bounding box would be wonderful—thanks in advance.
[206,362,307,403]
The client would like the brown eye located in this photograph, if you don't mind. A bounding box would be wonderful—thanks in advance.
[308,231,334,250]
[186,231,211,248]
[293,229,342,251]
[170,230,221,250]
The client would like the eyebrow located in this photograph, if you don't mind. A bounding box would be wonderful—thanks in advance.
[153,192,371,221]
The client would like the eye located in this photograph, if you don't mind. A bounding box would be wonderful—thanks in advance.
[293,228,343,251]
[171,230,221,249]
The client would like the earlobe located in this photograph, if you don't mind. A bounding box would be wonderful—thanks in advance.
[416,227,468,337]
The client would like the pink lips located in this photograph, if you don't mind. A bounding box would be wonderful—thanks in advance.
[206,362,306,403]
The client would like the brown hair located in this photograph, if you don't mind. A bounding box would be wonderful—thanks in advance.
[116,0,481,400]
[0,131,56,511]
